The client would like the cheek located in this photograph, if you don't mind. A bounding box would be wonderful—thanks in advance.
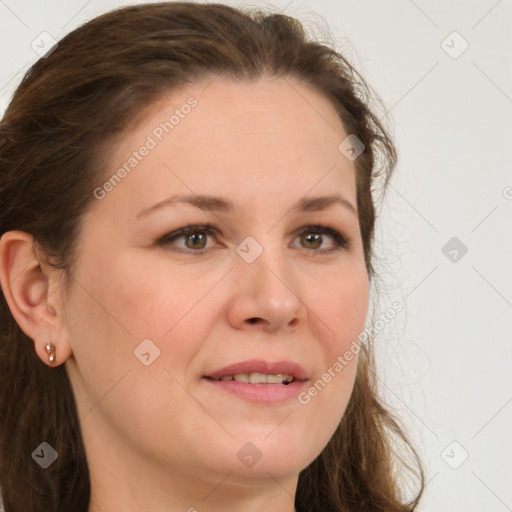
[64,252,226,452]
[312,264,369,355]
[302,265,368,419]
[103,254,230,364]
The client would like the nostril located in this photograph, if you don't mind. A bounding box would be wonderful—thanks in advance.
[247,317,260,324]
[289,318,299,328]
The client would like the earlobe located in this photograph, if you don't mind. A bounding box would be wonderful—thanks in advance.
[44,339,57,363]
[0,230,73,366]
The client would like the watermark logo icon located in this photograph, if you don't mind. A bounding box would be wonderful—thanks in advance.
[237,442,262,468]
[441,31,469,59]
[236,236,263,264]
[441,441,469,469]
[134,338,161,366]
[442,236,468,263]
[338,134,365,161]
[31,31,58,58]
[32,442,58,469]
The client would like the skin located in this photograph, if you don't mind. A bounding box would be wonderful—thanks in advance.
[0,77,369,512]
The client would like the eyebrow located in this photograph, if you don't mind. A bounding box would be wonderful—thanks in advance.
[135,193,357,219]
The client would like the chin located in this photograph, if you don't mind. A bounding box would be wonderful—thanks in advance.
[210,430,320,482]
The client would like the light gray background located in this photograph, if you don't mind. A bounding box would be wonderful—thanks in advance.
[1,1,511,511]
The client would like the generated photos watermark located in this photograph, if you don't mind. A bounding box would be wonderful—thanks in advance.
[298,301,403,405]
[93,96,198,200]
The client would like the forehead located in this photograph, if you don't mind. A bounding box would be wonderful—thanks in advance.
[96,77,356,218]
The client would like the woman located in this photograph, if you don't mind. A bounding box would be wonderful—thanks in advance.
[0,3,423,511]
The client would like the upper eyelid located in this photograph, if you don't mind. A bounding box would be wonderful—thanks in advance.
[160,224,345,239]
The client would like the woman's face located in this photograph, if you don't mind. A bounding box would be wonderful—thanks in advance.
[63,77,369,499]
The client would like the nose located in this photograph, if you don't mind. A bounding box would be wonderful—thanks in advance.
[226,243,307,334]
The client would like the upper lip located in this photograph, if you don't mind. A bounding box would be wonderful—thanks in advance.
[204,359,309,381]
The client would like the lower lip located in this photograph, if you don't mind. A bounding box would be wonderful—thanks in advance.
[202,378,306,404]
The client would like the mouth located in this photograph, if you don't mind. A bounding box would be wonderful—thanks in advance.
[202,359,309,404]
[203,358,308,383]
[204,372,296,385]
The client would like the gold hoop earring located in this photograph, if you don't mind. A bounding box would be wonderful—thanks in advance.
[45,339,56,363]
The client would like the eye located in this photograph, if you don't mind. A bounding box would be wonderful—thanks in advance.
[156,224,219,254]
[292,224,350,254]
[156,223,350,256]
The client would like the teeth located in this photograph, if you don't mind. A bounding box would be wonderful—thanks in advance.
[249,372,268,384]
[218,373,295,384]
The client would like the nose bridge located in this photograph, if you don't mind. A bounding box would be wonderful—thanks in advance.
[237,231,291,292]
[228,232,306,331]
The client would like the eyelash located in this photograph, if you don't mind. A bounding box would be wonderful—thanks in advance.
[156,223,350,256]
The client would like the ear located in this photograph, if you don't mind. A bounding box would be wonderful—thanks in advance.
[0,230,74,367]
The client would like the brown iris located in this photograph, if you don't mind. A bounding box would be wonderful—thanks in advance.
[300,232,322,249]
[185,232,207,250]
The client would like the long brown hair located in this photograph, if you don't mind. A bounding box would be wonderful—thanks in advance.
[0,3,424,511]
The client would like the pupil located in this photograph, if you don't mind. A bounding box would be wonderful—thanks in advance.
[302,232,321,249]
[186,232,206,249]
